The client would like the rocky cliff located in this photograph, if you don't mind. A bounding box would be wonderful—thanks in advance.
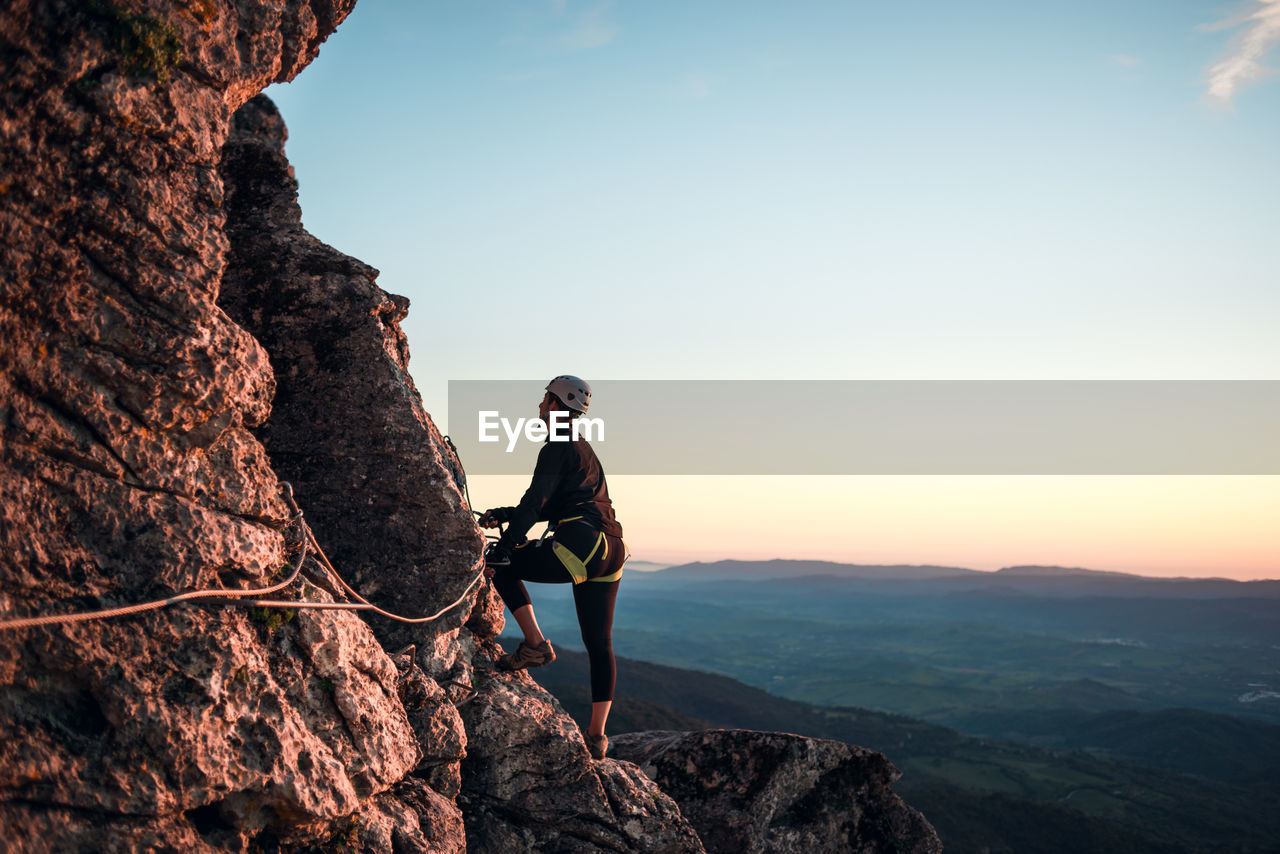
[215,93,704,854]
[0,3,940,852]
[612,730,942,854]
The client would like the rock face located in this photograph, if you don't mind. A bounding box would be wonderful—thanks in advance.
[611,730,942,854]
[458,640,707,854]
[218,95,482,656]
[0,0,311,646]
[0,0,440,847]
[0,2,940,852]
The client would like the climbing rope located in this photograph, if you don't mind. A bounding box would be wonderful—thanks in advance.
[441,434,474,512]
[266,519,489,624]
[441,433,507,546]
[0,509,310,630]
[0,478,489,631]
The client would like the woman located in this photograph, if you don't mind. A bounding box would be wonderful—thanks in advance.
[480,375,626,760]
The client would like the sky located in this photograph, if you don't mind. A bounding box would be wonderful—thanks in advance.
[265,1,1280,580]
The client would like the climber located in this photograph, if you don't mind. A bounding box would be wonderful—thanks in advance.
[480,375,626,761]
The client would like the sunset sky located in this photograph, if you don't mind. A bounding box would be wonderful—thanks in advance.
[265,1,1279,580]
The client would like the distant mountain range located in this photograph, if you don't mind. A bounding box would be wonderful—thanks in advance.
[532,647,1280,854]
[646,559,1280,598]
[620,559,671,572]
[518,551,1280,851]
[653,558,980,580]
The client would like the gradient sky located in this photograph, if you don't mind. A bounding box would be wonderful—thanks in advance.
[265,1,1279,580]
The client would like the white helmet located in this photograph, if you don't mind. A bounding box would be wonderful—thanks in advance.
[546,375,591,413]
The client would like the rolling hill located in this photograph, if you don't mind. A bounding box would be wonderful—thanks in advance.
[530,647,1280,854]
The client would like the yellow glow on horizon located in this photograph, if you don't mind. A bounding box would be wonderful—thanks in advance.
[466,475,1279,581]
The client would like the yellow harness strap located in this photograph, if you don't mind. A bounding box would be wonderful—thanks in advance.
[590,535,623,583]
[551,541,590,583]
[549,521,625,584]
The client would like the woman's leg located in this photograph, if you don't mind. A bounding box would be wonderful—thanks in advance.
[490,543,574,652]
[572,576,620,735]
[588,700,612,737]
[509,604,546,647]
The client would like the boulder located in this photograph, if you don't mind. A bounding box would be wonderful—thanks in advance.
[459,641,706,854]
[611,729,942,854]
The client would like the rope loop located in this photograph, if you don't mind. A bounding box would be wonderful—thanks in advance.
[0,481,486,631]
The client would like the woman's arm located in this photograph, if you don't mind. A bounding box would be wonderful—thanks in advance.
[495,442,569,552]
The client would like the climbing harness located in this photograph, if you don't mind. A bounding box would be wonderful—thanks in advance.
[514,516,627,584]
[0,477,489,631]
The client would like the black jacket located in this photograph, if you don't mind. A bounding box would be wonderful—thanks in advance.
[496,436,622,552]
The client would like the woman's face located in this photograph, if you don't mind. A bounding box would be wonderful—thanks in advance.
[538,392,556,423]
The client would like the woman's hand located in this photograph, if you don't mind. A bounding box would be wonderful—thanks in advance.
[478,508,510,528]
[483,543,510,578]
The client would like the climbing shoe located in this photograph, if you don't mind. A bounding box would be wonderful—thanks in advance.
[587,733,608,761]
[498,639,556,671]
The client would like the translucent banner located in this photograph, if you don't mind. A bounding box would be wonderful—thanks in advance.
[447,380,1280,475]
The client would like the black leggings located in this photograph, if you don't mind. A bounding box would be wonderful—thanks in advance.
[490,529,624,703]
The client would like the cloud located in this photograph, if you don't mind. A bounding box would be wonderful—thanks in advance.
[1110,54,1141,67]
[555,1,618,52]
[679,70,725,100]
[1204,0,1280,105]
